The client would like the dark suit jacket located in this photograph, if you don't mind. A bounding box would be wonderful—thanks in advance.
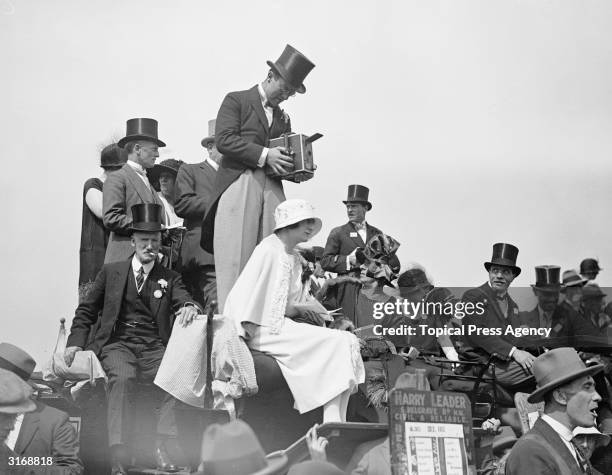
[200,85,291,252]
[103,163,164,263]
[518,304,608,351]
[321,222,383,274]
[461,283,521,360]
[67,260,195,354]
[505,418,583,475]
[174,161,216,268]
[13,402,83,474]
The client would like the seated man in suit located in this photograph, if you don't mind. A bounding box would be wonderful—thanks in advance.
[460,243,536,392]
[0,343,83,474]
[506,348,603,475]
[65,204,201,474]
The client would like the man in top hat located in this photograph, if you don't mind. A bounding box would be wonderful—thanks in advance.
[103,118,166,264]
[580,258,602,282]
[65,204,201,474]
[0,343,83,474]
[560,270,588,314]
[200,44,315,312]
[1,368,37,474]
[461,243,537,391]
[174,119,219,311]
[506,347,604,475]
[518,266,604,351]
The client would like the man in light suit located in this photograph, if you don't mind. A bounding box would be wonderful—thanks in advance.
[174,119,219,311]
[506,348,603,475]
[0,343,83,474]
[65,204,200,474]
[200,44,315,312]
[103,118,166,264]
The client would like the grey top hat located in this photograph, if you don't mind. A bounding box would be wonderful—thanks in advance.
[201,119,216,148]
[118,118,166,148]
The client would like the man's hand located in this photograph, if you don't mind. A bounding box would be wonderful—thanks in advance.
[266,147,293,175]
[64,346,82,366]
[306,424,329,462]
[512,349,536,372]
[176,305,200,327]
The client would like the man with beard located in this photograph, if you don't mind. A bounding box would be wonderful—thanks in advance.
[506,348,603,475]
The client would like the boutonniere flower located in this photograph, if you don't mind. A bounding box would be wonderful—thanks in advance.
[154,279,168,299]
[281,110,290,124]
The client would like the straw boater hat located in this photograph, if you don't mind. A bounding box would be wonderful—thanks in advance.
[199,420,288,475]
[561,269,587,290]
[0,368,36,414]
[201,119,216,148]
[266,44,315,94]
[129,204,164,233]
[117,118,166,148]
[484,243,521,277]
[273,199,322,238]
[531,265,561,292]
[528,347,604,403]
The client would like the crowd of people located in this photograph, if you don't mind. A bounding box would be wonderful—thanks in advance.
[2,43,611,474]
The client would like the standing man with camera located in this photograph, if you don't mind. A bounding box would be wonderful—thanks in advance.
[200,44,315,312]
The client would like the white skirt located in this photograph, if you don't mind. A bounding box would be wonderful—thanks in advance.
[248,318,366,413]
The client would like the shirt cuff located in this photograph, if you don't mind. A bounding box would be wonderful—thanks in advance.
[183,301,203,313]
[257,147,269,167]
[346,256,351,271]
[508,346,517,359]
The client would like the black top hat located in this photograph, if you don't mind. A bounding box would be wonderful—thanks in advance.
[580,258,602,274]
[118,118,166,148]
[201,119,216,148]
[342,184,372,210]
[130,203,164,233]
[100,143,127,170]
[484,243,521,276]
[531,265,561,291]
[266,44,315,94]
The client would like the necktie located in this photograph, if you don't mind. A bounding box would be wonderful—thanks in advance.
[571,439,592,475]
[136,266,145,293]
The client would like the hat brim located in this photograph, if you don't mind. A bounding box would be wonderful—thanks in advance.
[201,136,215,148]
[266,61,306,94]
[251,452,289,475]
[484,262,521,277]
[118,135,166,148]
[528,363,604,403]
[273,217,322,239]
[130,224,164,233]
[343,200,372,211]
[531,284,561,292]
[148,164,180,183]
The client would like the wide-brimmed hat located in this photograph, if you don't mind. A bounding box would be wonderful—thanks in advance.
[386,268,431,299]
[201,119,216,148]
[273,199,322,238]
[484,243,521,277]
[118,118,166,148]
[200,420,288,475]
[492,426,518,453]
[287,460,344,475]
[342,184,372,210]
[531,265,561,292]
[561,270,587,289]
[580,258,602,275]
[528,347,604,403]
[147,158,184,185]
[582,282,607,300]
[0,343,36,382]
[573,426,611,448]
[100,143,127,170]
[0,368,36,414]
[130,203,164,233]
[266,44,314,94]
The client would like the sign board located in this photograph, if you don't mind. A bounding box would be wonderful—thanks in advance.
[389,389,474,475]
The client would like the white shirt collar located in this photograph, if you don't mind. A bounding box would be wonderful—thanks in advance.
[541,414,575,443]
[131,255,155,275]
[127,159,147,176]
[258,83,271,108]
[205,156,219,171]
[5,413,24,450]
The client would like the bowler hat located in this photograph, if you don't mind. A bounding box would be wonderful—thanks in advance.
[0,343,36,382]
[118,118,166,148]
[484,243,521,277]
[580,258,602,275]
[200,420,288,475]
[531,265,561,292]
[130,203,164,233]
[100,143,127,170]
[582,282,607,300]
[273,199,322,238]
[528,347,604,403]
[0,368,36,414]
[201,119,216,148]
[147,158,184,186]
[267,44,315,94]
[343,184,372,210]
[561,269,587,289]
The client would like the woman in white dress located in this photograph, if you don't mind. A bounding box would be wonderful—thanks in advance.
[223,199,365,422]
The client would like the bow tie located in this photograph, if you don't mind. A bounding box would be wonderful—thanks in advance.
[264,101,274,109]
[354,222,366,231]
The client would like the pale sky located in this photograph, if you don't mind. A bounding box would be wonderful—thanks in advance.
[2,0,611,366]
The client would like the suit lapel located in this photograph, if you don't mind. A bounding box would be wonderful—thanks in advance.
[345,223,365,248]
[147,263,164,319]
[107,262,131,324]
[534,419,583,475]
[248,86,269,137]
[480,283,506,321]
[124,164,155,203]
[14,410,40,455]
